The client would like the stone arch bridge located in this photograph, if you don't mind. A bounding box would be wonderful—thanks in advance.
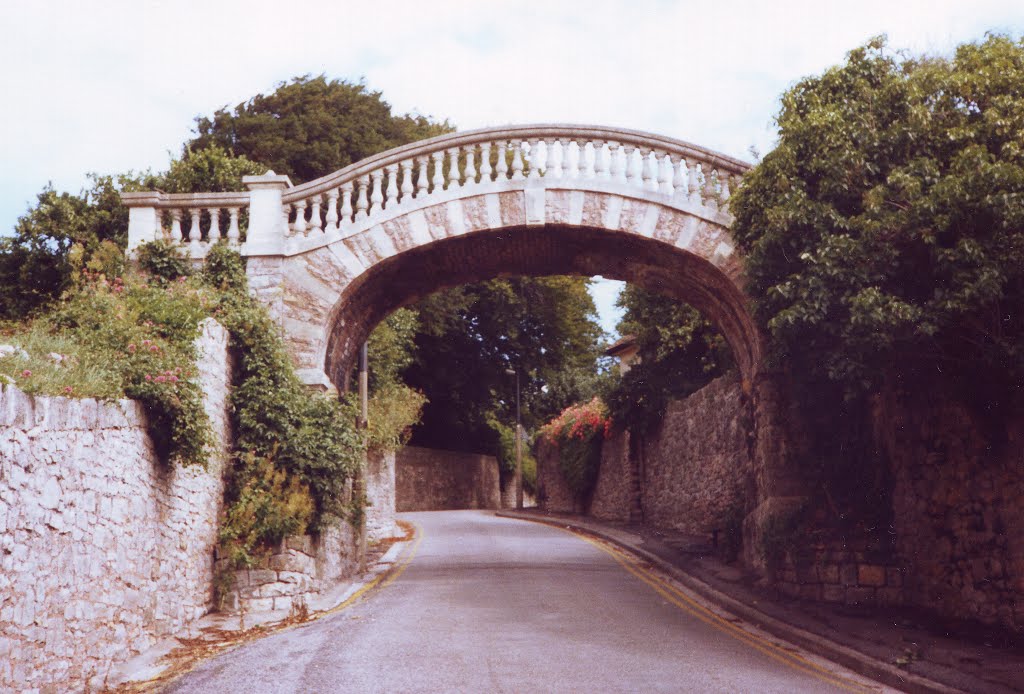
[123,124,802,556]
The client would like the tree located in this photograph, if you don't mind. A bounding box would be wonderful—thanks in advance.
[402,276,604,460]
[730,34,1024,417]
[603,286,731,434]
[0,175,129,319]
[187,75,454,183]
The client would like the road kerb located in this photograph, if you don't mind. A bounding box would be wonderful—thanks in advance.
[496,510,964,694]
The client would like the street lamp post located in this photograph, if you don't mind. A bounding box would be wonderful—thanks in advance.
[505,368,523,510]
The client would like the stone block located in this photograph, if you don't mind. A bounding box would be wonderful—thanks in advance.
[844,587,875,606]
[286,535,314,555]
[822,585,845,603]
[257,582,293,598]
[244,597,274,613]
[858,564,887,587]
[886,567,904,587]
[799,584,822,601]
[820,564,840,584]
[840,564,858,587]
[247,569,276,586]
[273,596,293,612]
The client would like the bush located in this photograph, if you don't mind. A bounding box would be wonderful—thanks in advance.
[539,397,610,499]
[365,382,427,453]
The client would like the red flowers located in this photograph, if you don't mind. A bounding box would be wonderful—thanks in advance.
[540,397,611,445]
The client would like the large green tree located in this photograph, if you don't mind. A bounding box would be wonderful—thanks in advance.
[730,35,1024,416]
[402,276,604,459]
[187,75,453,183]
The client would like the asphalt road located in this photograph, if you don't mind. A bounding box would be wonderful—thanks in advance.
[166,511,891,693]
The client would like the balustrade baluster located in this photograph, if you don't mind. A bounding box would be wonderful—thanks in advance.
[369,172,384,215]
[719,173,732,209]
[227,208,241,243]
[626,146,643,187]
[609,143,625,183]
[479,142,493,183]
[567,140,583,179]
[326,189,339,231]
[293,200,308,235]
[703,169,719,211]
[207,208,222,242]
[511,141,525,180]
[431,152,445,192]
[446,147,460,189]
[384,165,399,208]
[170,209,183,243]
[659,154,675,195]
[356,176,370,219]
[497,141,510,180]
[189,209,202,243]
[464,146,477,185]
[688,163,702,205]
[281,205,291,237]
[416,156,430,197]
[400,161,414,202]
[543,139,558,178]
[340,183,354,224]
[642,150,658,192]
[309,195,323,234]
[593,141,608,179]
[527,139,541,179]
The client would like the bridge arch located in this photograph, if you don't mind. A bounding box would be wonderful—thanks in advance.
[123,125,800,543]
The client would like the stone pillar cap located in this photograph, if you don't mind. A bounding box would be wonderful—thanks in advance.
[244,171,293,190]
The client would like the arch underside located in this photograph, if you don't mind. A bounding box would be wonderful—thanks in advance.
[322,224,761,389]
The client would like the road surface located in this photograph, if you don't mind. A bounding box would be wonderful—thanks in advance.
[166,510,891,693]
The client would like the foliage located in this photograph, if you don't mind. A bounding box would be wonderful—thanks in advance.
[0,175,131,319]
[364,382,428,453]
[136,240,193,284]
[730,35,1024,417]
[187,75,453,183]
[405,276,604,457]
[488,414,538,493]
[160,145,267,193]
[0,267,212,466]
[603,286,731,435]
[365,308,419,391]
[217,453,315,569]
[539,397,611,498]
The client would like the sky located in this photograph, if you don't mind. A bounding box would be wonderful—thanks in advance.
[2,0,1022,334]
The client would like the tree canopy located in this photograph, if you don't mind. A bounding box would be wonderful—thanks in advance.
[731,34,1024,414]
[187,75,454,183]
[603,286,731,434]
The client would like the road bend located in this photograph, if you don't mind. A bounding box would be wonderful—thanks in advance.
[166,510,892,693]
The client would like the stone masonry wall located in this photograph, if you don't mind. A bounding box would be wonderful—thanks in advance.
[875,386,1024,633]
[640,374,753,536]
[589,431,634,523]
[395,446,501,512]
[0,319,232,692]
[365,449,397,541]
[218,519,363,615]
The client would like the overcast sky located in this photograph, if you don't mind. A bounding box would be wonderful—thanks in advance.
[2,0,1022,333]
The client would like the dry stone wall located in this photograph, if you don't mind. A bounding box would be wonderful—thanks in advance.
[0,319,231,692]
[395,446,500,512]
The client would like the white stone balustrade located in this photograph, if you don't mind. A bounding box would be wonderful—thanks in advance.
[123,125,749,259]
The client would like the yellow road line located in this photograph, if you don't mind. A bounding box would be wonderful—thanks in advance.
[321,521,424,617]
[571,530,878,693]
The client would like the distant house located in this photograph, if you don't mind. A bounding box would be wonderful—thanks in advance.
[605,334,639,375]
